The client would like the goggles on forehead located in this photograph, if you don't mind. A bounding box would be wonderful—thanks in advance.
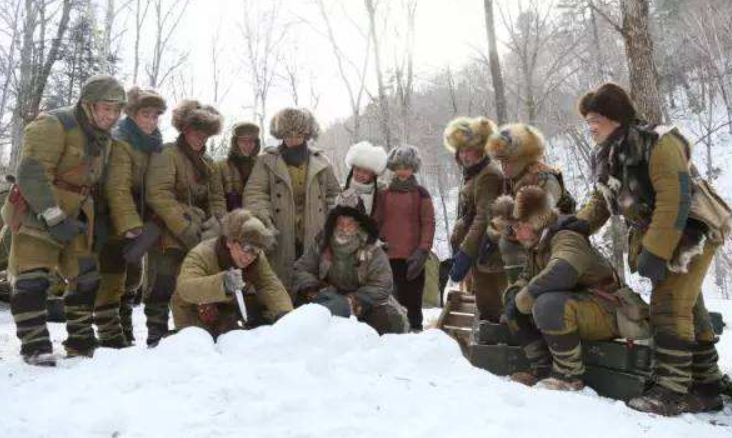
[236,242,261,255]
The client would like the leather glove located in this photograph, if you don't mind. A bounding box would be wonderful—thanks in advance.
[449,250,473,282]
[515,287,535,315]
[201,216,222,240]
[637,248,667,286]
[179,222,202,249]
[314,287,351,318]
[223,269,245,297]
[548,215,590,237]
[406,249,429,281]
[48,217,87,243]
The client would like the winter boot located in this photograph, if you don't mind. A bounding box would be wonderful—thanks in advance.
[63,261,101,357]
[686,382,724,413]
[23,352,57,367]
[94,302,129,349]
[627,384,690,416]
[120,289,136,345]
[536,373,585,391]
[144,302,170,347]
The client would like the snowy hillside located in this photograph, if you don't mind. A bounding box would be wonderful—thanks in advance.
[0,302,730,438]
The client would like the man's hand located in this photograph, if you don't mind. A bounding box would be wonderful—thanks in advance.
[223,269,245,297]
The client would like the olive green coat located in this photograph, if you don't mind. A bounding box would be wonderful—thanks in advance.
[172,237,293,330]
[450,159,504,272]
[145,139,226,251]
[1,110,111,250]
[243,146,341,289]
[293,237,408,334]
[577,130,691,270]
[105,139,155,235]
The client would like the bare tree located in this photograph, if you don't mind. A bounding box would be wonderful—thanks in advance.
[483,0,507,124]
[311,0,371,143]
[9,0,73,168]
[130,0,150,84]
[393,0,417,143]
[146,0,190,89]
[364,0,392,149]
[239,0,291,140]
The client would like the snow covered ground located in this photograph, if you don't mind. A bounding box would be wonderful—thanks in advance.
[0,301,730,438]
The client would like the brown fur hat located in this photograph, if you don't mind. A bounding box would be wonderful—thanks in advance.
[443,116,497,154]
[487,195,516,241]
[270,108,320,140]
[222,209,276,251]
[578,82,636,125]
[485,123,545,163]
[232,122,260,138]
[172,100,223,135]
[124,86,167,117]
[513,185,557,231]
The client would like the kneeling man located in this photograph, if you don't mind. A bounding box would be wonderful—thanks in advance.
[503,186,649,390]
[172,209,293,338]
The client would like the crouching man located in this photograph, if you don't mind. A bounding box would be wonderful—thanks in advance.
[503,186,649,390]
[172,209,293,339]
[293,190,408,335]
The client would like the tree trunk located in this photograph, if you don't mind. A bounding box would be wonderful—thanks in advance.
[621,0,664,124]
[483,0,507,124]
[364,0,392,150]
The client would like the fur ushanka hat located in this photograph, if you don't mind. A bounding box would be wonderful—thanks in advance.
[513,185,558,232]
[345,141,388,176]
[578,82,637,126]
[172,100,223,135]
[124,86,167,117]
[222,209,276,251]
[485,123,545,163]
[386,144,422,173]
[443,116,497,155]
[269,108,320,140]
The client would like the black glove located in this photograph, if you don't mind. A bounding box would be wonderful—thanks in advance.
[548,215,590,237]
[478,239,496,264]
[313,287,351,318]
[48,217,87,243]
[637,248,667,286]
[503,288,520,322]
[406,249,429,281]
[448,250,473,282]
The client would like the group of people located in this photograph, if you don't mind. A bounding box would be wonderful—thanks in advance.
[0,74,728,417]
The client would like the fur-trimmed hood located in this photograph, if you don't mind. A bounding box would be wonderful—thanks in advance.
[444,116,497,154]
[124,86,166,117]
[270,107,320,140]
[485,123,545,163]
[322,190,379,247]
[346,141,388,176]
[172,100,223,135]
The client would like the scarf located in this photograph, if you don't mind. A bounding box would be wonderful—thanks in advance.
[227,148,256,182]
[116,116,163,154]
[76,102,111,157]
[177,134,211,183]
[591,125,626,188]
[280,142,309,167]
[463,157,489,181]
[389,175,418,192]
[350,179,376,213]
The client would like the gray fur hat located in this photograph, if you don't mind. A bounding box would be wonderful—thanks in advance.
[269,107,320,140]
[386,144,422,173]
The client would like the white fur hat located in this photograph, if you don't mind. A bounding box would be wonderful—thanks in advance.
[345,141,388,176]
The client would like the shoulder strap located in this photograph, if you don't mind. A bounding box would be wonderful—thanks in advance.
[48,108,78,132]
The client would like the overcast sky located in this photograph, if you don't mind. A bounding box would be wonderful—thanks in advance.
[110,0,517,139]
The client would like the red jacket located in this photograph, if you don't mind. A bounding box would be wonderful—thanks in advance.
[374,185,435,259]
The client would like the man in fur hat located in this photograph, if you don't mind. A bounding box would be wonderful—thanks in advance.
[144,99,227,347]
[485,123,576,284]
[555,82,727,415]
[172,209,293,338]
[94,86,167,348]
[343,141,388,216]
[243,107,341,292]
[502,186,649,391]
[293,190,408,334]
[218,122,261,211]
[444,116,507,322]
[2,75,126,364]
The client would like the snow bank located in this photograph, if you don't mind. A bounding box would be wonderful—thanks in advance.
[0,304,730,438]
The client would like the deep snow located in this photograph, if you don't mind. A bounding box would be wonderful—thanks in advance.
[0,302,730,438]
